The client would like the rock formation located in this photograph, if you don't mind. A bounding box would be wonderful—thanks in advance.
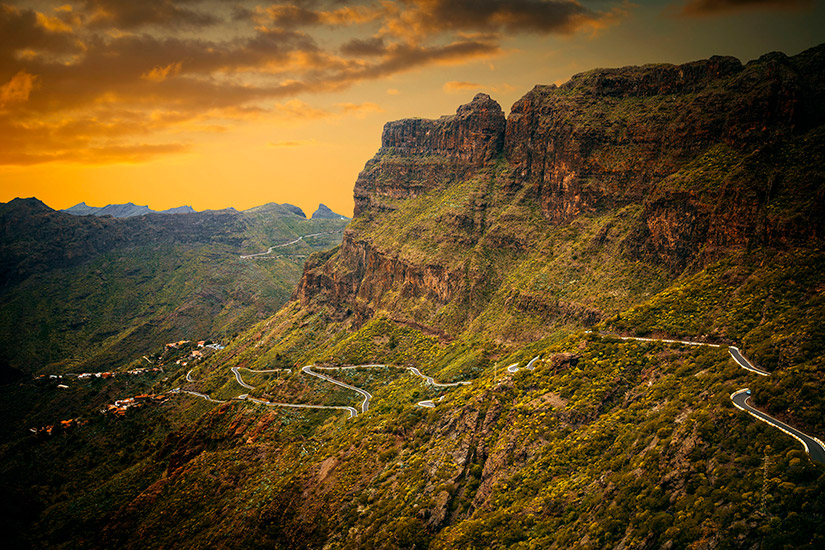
[298,43,825,339]
[353,93,506,216]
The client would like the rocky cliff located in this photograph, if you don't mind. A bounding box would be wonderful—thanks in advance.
[353,93,505,216]
[298,43,825,341]
[505,47,825,266]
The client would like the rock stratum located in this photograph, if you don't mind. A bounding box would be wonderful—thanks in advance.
[3,44,825,550]
[298,44,825,343]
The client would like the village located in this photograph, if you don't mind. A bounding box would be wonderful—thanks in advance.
[30,338,225,437]
[29,418,88,437]
[35,366,164,384]
[102,393,171,416]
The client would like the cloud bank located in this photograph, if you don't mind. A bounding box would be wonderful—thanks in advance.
[0,0,622,165]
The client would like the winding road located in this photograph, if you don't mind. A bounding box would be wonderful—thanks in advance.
[728,346,770,376]
[240,230,344,259]
[230,367,255,390]
[221,362,470,416]
[600,333,824,465]
[407,366,471,387]
[417,396,445,408]
[175,329,825,465]
[731,389,825,465]
[169,388,227,404]
[302,365,373,414]
[506,356,540,374]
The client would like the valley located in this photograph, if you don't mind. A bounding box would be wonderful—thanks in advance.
[2,43,825,549]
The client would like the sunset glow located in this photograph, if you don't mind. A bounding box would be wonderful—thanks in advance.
[1,0,823,216]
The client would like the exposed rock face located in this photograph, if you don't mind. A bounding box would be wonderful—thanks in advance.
[504,52,811,227]
[296,231,463,327]
[310,203,349,220]
[353,93,505,216]
[297,44,825,334]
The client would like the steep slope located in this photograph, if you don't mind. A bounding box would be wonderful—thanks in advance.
[271,44,823,359]
[2,44,825,550]
[311,204,350,220]
[0,199,348,373]
[61,202,198,217]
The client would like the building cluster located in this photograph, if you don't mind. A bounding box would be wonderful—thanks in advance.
[175,349,202,367]
[102,393,170,416]
[35,367,163,383]
[166,339,191,349]
[171,340,224,366]
[29,418,88,437]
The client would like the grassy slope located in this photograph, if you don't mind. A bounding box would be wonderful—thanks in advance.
[0,209,348,374]
[3,233,824,549]
[9,326,820,549]
[3,61,825,549]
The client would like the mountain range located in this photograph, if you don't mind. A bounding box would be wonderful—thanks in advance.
[0,198,350,373]
[61,201,350,220]
[1,43,824,549]
[62,202,197,217]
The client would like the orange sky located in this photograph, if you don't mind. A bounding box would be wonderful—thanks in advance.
[1,0,823,217]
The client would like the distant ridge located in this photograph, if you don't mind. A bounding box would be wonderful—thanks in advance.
[62,202,196,218]
[311,203,350,220]
[242,202,306,217]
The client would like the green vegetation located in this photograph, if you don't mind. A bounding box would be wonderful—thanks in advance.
[0,203,348,374]
[3,46,825,549]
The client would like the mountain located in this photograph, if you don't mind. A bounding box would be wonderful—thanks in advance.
[244,202,307,218]
[159,206,197,215]
[62,202,196,217]
[311,203,350,220]
[59,201,99,215]
[2,44,825,550]
[0,198,349,373]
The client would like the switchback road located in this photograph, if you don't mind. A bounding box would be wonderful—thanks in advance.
[598,333,822,465]
[302,365,372,414]
[728,347,770,376]
[506,356,540,374]
[239,230,344,259]
[732,389,825,465]
[407,366,471,387]
[230,367,255,390]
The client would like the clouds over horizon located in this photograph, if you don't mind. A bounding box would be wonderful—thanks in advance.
[676,0,813,17]
[0,0,622,165]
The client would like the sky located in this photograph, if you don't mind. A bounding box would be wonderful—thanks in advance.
[1,0,823,216]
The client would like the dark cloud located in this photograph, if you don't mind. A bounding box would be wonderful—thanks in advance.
[0,0,618,165]
[240,1,613,35]
[351,40,501,80]
[257,5,325,27]
[0,5,82,68]
[404,0,607,34]
[340,36,386,56]
[251,2,384,28]
[82,0,219,29]
[677,0,813,16]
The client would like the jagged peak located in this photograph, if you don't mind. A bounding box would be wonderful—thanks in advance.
[312,203,350,220]
[560,55,744,97]
[456,92,503,116]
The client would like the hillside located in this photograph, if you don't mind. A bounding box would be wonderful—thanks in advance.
[61,202,197,217]
[2,44,824,549]
[0,199,349,373]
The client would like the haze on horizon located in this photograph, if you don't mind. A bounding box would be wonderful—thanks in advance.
[1,0,823,217]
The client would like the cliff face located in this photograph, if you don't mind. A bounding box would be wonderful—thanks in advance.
[298,43,825,339]
[505,53,808,225]
[0,199,350,372]
[353,93,505,216]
